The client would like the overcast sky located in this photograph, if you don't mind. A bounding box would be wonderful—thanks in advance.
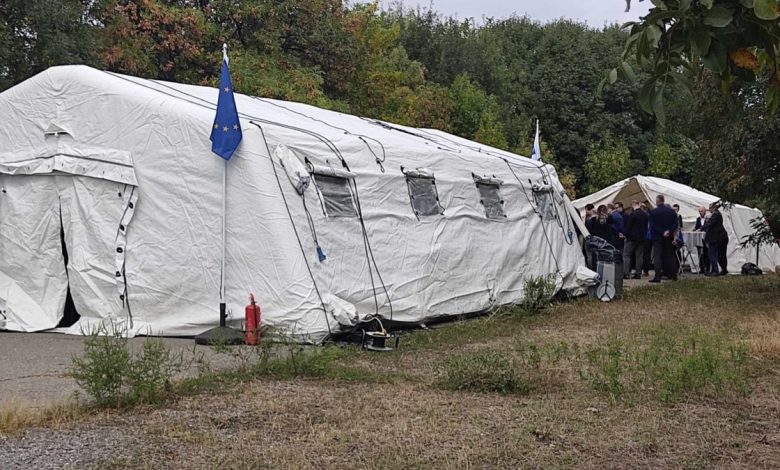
[382,0,653,27]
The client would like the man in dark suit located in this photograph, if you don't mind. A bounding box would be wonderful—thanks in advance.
[648,195,679,283]
[622,200,648,279]
[694,206,710,274]
[702,202,729,275]
[608,202,625,251]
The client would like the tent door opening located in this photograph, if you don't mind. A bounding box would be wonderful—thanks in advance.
[55,176,131,333]
[56,213,80,328]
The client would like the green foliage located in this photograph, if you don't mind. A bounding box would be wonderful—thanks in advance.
[0,0,97,90]
[1,0,776,216]
[436,350,529,394]
[620,0,780,119]
[227,51,346,110]
[580,327,751,403]
[473,110,509,149]
[584,135,632,193]
[70,330,184,408]
[519,275,558,315]
[70,330,132,408]
[670,72,780,230]
[647,138,679,178]
[126,339,182,405]
[449,73,494,138]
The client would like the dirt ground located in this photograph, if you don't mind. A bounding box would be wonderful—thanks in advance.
[1,274,778,469]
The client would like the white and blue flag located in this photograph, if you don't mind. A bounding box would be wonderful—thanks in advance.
[531,119,542,161]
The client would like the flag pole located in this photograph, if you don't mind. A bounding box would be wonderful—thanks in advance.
[195,43,244,346]
[219,41,229,327]
[220,156,227,327]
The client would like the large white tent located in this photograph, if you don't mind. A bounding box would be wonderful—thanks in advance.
[0,66,594,342]
[574,175,780,273]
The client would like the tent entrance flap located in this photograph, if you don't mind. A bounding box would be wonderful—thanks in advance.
[0,173,137,333]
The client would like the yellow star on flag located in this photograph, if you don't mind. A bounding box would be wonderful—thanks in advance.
[233,124,239,130]
[224,87,231,93]
[223,126,229,132]
[213,123,219,129]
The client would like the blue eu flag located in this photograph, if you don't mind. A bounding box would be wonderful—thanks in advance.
[210,50,242,160]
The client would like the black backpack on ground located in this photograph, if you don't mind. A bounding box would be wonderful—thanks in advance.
[741,263,763,276]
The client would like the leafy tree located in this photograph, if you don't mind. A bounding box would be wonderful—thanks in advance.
[584,134,632,193]
[473,110,509,149]
[449,73,494,138]
[97,0,208,82]
[226,50,346,110]
[671,72,780,223]
[558,169,578,199]
[647,138,679,178]
[619,0,780,117]
[0,0,97,90]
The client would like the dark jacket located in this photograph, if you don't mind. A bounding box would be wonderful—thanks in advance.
[695,216,706,231]
[703,211,729,244]
[587,216,612,243]
[624,208,649,242]
[609,211,625,241]
[648,204,678,241]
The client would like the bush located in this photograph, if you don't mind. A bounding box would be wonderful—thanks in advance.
[520,275,557,315]
[70,328,185,408]
[436,350,529,394]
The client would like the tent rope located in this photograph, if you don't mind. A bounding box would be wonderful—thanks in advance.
[254,122,333,337]
[502,159,563,281]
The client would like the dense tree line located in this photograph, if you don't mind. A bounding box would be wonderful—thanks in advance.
[0,1,777,227]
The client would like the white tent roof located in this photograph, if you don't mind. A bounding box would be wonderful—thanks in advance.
[574,175,780,273]
[0,66,593,341]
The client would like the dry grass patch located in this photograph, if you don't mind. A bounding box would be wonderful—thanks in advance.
[745,315,780,359]
[79,379,780,469]
[0,396,83,436]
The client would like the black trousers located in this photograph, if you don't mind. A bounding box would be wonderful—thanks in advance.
[708,241,729,274]
[697,245,709,273]
[643,240,652,273]
[652,238,677,280]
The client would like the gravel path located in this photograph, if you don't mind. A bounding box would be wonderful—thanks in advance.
[0,423,136,469]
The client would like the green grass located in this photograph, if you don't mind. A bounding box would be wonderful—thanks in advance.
[436,349,531,394]
[580,326,751,403]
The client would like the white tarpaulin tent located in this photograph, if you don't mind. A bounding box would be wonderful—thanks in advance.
[574,175,780,273]
[0,65,593,342]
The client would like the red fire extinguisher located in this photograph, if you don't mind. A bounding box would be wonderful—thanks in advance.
[245,293,261,345]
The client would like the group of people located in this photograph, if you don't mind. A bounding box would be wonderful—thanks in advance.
[584,196,729,283]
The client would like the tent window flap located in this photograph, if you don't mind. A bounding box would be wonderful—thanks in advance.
[313,174,357,217]
[477,183,505,219]
[405,173,443,217]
